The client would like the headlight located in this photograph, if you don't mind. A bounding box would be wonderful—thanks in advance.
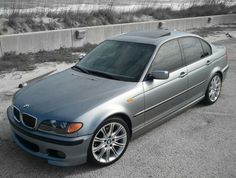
[38,120,83,134]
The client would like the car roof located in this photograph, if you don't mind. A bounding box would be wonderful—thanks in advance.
[108,30,198,45]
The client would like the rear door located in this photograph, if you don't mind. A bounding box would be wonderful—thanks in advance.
[142,39,188,124]
[179,37,212,101]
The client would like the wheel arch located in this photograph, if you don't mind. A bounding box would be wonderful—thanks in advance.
[203,69,222,105]
[87,111,132,166]
[77,104,133,137]
[209,67,223,83]
[106,113,132,137]
[204,67,223,94]
[215,71,223,81]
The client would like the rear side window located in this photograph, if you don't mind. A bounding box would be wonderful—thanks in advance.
[200,39,212,57]
[151,40,183,72]
[179,37,204,65]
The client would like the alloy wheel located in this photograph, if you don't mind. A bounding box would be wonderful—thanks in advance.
[92,122,128,164]
[208,75,222,102]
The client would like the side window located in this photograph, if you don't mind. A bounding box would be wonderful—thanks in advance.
[179,37,204,65]
[200,39,212,57]
[151,40,183,72]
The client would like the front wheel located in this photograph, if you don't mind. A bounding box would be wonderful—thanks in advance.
[204,73,222,105]
[88,117,130,166]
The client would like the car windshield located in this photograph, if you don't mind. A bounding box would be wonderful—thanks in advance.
[75,40,156,82]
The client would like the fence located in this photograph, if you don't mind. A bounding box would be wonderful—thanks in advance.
[0,14,235,57]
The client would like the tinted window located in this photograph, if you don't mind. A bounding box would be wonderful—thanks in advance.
[151,40,183,72]
[77,40,156,82]
[201,39,212,57]
[179,37,204,65]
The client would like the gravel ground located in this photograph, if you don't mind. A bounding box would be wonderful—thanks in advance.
[0,38,236,178]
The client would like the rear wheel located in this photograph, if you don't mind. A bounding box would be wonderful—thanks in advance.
[204,73,222,105]
[88,117,130,166]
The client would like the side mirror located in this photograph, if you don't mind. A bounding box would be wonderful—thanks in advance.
[148,70,169,80]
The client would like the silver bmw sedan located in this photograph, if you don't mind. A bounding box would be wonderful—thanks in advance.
[7,30,228,166]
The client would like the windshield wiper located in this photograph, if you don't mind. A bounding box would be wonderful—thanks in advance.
[72,66,121,80]
[72,66,90,74]
[88,70,121,80]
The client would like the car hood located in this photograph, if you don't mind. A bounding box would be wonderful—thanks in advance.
[14,69,136,122]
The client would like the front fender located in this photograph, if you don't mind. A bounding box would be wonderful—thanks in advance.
[75,103,132,136]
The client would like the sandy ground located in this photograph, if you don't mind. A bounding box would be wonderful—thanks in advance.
[0,62,75,94]
[205,31,236,43]
[0,28,236,177]
[190,23,236,42]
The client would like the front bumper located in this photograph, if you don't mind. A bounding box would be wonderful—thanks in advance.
[7,106,92,167]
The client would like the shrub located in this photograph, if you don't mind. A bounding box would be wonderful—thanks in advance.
[0,43,97,73]
[2,27,8,32]
[7,15,18,28]
[63,15,73,27]
[1,2,236,34]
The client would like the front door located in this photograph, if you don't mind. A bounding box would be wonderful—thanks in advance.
[143,39,188,124]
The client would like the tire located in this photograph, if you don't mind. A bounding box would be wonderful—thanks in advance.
[88,117,130,166]
[204,73,222,105]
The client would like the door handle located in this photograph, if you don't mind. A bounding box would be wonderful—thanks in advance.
[179,72,187,78]
[206,60,211,65]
